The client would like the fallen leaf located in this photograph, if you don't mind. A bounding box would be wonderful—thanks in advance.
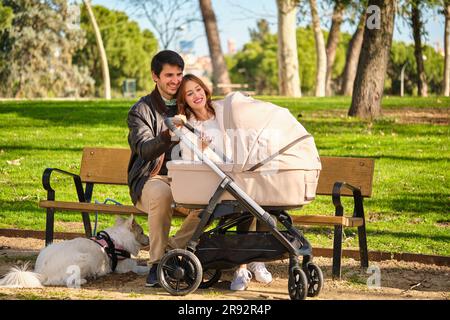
[6,158,23,166]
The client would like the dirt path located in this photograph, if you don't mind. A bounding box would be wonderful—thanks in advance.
[0,236,448,300]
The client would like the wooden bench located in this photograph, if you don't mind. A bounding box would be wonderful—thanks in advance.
[39,147,374,279]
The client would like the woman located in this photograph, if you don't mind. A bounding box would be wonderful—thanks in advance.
[176,74,225,163]
[176,74,273,291]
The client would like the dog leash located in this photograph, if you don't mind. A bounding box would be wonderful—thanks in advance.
[93,198,123,236]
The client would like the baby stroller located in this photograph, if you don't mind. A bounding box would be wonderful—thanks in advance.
[158,92,324,300]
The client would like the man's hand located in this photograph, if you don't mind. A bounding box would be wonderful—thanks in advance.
[169,114,187,139]
[172,114,186,126]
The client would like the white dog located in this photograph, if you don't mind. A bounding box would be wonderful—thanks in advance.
[0,215,149,288]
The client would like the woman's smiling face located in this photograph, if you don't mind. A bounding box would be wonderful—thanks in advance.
[184,80,207,113]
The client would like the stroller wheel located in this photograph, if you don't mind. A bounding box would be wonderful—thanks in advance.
[158,249,202,296]
[305,263,324,297]
[288,267,308,300]
[199,269,222,289]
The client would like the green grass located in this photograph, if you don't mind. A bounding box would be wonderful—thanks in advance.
[0,96,449,256]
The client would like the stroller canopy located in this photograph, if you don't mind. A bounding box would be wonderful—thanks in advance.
[215,92,321,172]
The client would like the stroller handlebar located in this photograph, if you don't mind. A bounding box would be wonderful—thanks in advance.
[163,116,180,133]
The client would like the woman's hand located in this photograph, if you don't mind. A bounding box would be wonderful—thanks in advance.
[199,132,213,151]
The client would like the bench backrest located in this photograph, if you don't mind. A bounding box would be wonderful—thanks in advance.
[79,147,374,197]
[80,147,130,185]
[316,157,374,197]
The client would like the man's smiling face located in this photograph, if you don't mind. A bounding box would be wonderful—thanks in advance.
[152,64,183,100]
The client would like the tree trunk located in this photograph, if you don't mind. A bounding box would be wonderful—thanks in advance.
[444,2,450,96]
[309,0,327,97]
[276,0,301,97]
[411,1,428,97]
[199,0,231,95]
[349,0,396,119]
[83,0,110,99]
[341,12,365,96]
[325,0,345,96]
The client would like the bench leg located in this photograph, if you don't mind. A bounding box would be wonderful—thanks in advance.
[358,224,369,269]
[332,225,343,280]
[81,183,93,238]
[45,208,55,246]
[81,212,92,238]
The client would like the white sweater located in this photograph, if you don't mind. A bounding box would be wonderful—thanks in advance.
[180,115,226,163]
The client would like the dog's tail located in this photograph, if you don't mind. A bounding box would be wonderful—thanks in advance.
[0,262,44,288]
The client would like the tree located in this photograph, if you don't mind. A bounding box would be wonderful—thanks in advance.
[228,27,279,95]
[74,4,158,95]
[444,1,450,96]
[309,0,327,97]
[410,0,428,96]
[277,0,301,97]
[325,0,346,96]
[199,0,231,95]
[0,0,94,98]
[387,40,444,95]
[349,0,397,118]
[249,19,270,42]
[341,10,365,96]
[83,0,110,100]
[0,1,13,77]
[0,2,13,31]
[228,24,350,95]
[128,0,199,50]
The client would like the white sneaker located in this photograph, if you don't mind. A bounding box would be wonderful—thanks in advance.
[247,262,273,284]
[230,268,252,291]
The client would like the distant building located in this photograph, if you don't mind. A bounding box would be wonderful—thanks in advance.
[227,38,236,55]
[434,41,444,57]
[181,53,213,92]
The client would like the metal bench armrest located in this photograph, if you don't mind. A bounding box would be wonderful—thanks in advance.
[331,181,365,220]
[42,168,85,202]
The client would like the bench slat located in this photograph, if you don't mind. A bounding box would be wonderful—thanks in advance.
[316,157,374,197]
[39,200,144,215]
[39,200,190,218]
[291,215,364,227]
[80,147,130,185]
[39,200,362,227]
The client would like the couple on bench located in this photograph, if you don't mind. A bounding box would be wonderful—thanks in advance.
[127,50,274,291]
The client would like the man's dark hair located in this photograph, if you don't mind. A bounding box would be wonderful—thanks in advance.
[151,50,184,77]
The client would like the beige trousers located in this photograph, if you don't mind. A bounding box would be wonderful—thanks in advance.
[135,175,274,265]
[135,175,201,265]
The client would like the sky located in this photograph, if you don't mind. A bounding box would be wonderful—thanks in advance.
[91,0,446,57]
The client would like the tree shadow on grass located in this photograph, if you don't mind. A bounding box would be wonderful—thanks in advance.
[371,193,450,215]
[0,145,85,153]
[310,149,450,162]
[0,101,131,127]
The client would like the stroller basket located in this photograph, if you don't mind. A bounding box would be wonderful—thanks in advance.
[196,231,304,270]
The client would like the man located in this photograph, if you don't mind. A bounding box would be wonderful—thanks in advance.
[127,50,200,287]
